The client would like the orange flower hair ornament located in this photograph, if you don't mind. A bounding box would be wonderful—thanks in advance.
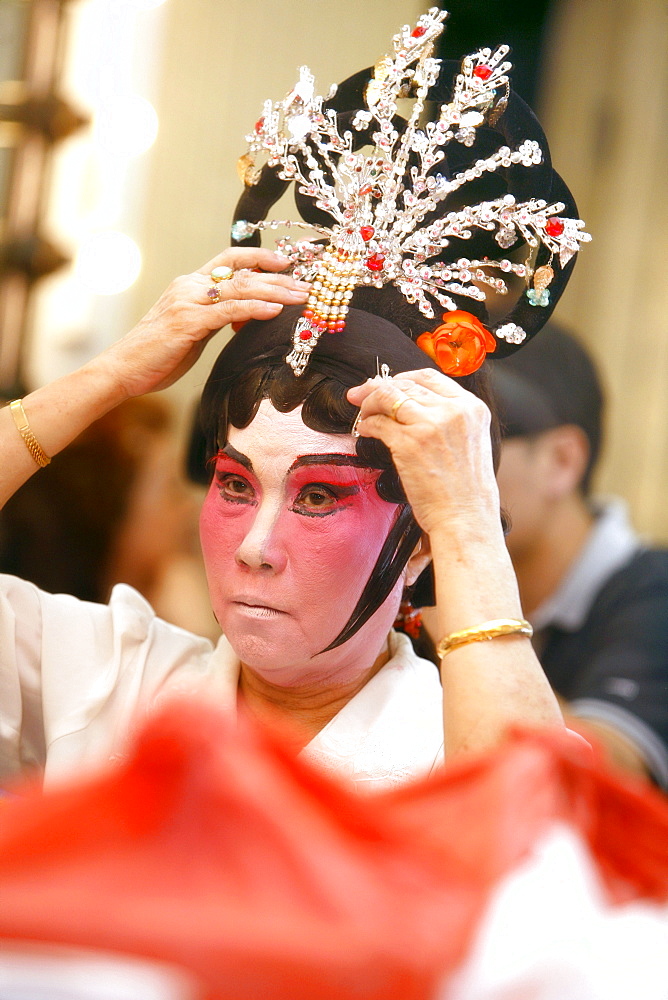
[417,311,496,376]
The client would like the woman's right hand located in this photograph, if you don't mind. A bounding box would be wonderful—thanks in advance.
[93,247,310,399]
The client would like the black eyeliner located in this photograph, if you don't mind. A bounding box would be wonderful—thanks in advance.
[290,482,360,517]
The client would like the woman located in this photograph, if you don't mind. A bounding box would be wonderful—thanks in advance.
[0,10,582,788]
[0,246,560,789]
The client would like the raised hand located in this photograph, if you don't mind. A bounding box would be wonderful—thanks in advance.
[347,368,500,539]
[96,248,310,398]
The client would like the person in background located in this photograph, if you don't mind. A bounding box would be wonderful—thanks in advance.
[488,325,668,788]
[0,396,218,641]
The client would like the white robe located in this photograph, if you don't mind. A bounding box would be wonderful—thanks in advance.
[0,575,444,790]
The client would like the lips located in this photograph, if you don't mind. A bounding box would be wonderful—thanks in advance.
[232,598,287,617]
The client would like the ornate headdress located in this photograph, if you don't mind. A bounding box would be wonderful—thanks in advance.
[231,7,590,377]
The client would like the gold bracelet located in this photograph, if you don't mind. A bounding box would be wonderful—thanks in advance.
[8,399,51,468]
[436,618,533,659]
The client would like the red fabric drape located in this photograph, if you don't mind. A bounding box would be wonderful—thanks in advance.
[0,703,667,1000]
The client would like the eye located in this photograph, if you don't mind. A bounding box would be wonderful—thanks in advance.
[291,482,356,516]
[298,486,338,509]
[216,472,255,504]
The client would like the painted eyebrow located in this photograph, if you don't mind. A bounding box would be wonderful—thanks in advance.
[288,453,371,473]
[218,443,254,473]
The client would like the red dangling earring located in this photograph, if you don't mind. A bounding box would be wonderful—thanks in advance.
[394,599,423,639]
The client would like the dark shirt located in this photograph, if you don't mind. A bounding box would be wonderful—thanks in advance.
[539,547,668,789]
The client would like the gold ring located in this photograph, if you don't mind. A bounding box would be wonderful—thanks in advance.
[389,395,409,422]
[211,265,234,282]
[206,285,222,303]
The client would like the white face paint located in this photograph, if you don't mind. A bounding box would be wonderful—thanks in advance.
[199,400,403,687]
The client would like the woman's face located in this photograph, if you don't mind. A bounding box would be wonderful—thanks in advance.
[199,399,402,686]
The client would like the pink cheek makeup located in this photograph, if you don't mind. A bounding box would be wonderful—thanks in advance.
[199,457,260,560]
[201,453,396,573]
[282,466,397,573]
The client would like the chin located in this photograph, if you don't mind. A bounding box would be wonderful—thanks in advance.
[222,620,311,674]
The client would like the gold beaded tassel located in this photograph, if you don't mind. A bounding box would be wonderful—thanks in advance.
[287,236,363,376]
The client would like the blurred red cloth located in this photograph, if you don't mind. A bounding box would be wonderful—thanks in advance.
[0,703,666,1000]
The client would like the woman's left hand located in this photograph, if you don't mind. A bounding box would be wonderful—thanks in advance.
[347,369,500,539]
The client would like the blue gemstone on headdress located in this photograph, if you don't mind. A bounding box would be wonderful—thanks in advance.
[231,220,254,241]
[526,288,550,307]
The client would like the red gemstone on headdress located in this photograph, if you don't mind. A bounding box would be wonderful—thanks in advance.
[545,218,565,237]
[473,65,492,81]
[411,25,427,38]
[335,320,346,331]
[366,253,385,271]
[299,329,312,341]
[360,226,375,242]
[255,117,265,132]
[359,184,373,196]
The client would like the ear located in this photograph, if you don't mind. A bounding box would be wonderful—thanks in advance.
[543,425,590,499]
[404,533,432,587]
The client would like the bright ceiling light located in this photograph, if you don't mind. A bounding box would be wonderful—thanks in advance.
[75,231,142,295]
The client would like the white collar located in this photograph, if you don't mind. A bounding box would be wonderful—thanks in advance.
[202,630,444,793]
[300,631,444,792]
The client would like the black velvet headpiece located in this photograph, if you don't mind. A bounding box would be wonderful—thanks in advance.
[206,304,440,400]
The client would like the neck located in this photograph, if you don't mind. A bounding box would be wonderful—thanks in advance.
[238,641,390,752]
[511,493,595,618]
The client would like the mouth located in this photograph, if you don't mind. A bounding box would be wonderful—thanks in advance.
[233,600,287,619]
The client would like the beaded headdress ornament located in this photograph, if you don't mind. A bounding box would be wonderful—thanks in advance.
[231,7,590,377]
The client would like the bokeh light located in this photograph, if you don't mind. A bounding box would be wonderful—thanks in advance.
[95,95,159,158]
[75,232,142,295]
[119,0,168,10]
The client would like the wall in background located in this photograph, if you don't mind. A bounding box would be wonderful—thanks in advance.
[538,0,668,541]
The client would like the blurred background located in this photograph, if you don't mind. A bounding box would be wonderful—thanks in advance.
[1,0,667,543]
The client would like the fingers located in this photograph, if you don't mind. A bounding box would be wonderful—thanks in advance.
[197,247,293,275]
[213,297,288,325]
[347,369,490,455]
[217,267,310,303]
[186,269,309,323]
[347,368,463,408]
[188,249,311,322]
[346,374,445,432]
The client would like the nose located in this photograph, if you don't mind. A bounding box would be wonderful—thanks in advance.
[234,496,288,573]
